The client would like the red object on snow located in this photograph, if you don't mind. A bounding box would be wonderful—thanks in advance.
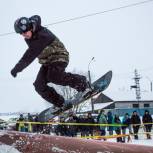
[0,130,153,153]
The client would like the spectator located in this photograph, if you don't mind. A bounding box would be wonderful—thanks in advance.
[72,113,79,136]
[18,114,25,132]
[33,114,40,133]
[114,114,122,142]
[98,109,107,140]
[56,116,68,136]
[79,115,89,138]
[27,113,33,132]
[131,111,141,140]
[107,111,114,136]
[142,110,152,139]
[67,115,77,137]
[122,113,131,142]
[86,113,95,137]
[24,118,29,132]
[77,115,83,135]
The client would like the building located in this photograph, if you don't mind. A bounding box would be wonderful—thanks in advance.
[115,100,153,109]
[98,100,153,116]
[92,93,153,116]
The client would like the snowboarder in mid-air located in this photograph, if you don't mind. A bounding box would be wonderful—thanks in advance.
[11,15,92,112]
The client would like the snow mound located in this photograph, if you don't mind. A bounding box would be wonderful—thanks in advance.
[0,144,21,153]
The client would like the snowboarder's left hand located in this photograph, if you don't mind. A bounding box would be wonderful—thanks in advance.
[11,68,17,78]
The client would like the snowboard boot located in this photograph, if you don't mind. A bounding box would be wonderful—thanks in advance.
[51,106,61,113]
[52,101,73,114]
[61,100,73,111]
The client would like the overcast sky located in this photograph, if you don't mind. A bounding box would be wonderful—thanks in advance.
[0,0,153,113]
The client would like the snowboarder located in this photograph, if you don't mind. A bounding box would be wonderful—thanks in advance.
[11,15,92,112]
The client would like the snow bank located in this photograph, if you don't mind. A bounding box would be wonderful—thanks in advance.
[0,144,21,153]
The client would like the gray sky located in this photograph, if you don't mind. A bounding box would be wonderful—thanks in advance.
[0,0,153,113]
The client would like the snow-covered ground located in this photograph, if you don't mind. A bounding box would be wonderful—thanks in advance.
[0,115,19,122]
[0,144,21,153]
[108,136,153,147]
[129,138,153,146]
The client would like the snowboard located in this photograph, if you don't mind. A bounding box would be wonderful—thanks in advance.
[39,70,112,121]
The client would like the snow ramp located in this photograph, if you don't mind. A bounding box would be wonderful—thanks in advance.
[0,130,153,153]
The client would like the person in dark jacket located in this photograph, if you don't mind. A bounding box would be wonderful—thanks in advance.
[67,115,77,137]
[56,116,68,136]
[78,115,89,138]
[86,113,95,137]
[11,15,92,112]
[107,111,114,136]
[142,110,152,139]
[122,113,131,142]
[131,111,141,140]
[69,112,79,136]
[33,114,40,133]
[113,114,122,142]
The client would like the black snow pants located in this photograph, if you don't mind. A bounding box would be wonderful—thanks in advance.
[33,62,87,107]
[132,125,140,139]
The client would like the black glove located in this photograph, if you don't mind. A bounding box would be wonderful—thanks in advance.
[11,68,18,78]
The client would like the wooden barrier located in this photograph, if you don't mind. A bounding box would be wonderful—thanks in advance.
[0,130,153,153]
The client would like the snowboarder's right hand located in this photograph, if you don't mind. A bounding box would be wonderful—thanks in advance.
[11,68,17,78]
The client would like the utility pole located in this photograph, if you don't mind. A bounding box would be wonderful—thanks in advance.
[131,69,141,101]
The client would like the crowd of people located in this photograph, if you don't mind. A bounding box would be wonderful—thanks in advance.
[15,109,153,143]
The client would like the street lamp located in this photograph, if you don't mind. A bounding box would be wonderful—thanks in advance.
[88,57,95,83]
[88,57,95,112]
[145,76,152,92]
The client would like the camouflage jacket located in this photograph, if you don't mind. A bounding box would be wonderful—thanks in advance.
[38,38,69,65]
[12,15,69,73]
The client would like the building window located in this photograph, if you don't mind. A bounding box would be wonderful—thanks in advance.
[133,104,139,108]
[144,104,150,108]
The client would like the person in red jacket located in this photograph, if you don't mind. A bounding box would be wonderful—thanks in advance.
[11,15,92,112]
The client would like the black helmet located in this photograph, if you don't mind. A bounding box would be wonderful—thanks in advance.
[14,17,32,34]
